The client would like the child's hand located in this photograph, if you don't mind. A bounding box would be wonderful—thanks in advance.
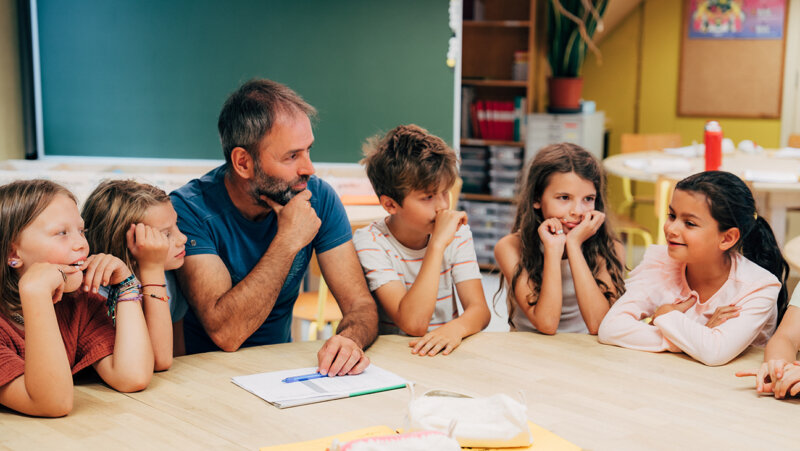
[408,324,462,356]
[704,305,741,328]
[430,210,467,249]
[756,359,792,394]
[651,297,697,322]
[18,262,67,304]
[565,211,605,247]
[773,362,800,399]
[736,361,774,393]
[538,218,566,254]
[126,223,169,272]
[81,253,133,293]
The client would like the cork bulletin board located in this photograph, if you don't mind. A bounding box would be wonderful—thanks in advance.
[678,0,788,118]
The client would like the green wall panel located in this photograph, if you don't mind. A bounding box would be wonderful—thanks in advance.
[38,0,454,162]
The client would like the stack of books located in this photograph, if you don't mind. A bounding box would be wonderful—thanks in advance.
[461,89,527,141]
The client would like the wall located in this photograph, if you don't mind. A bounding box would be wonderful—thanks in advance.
[581,6,642,214]
[0,0,25,161]
[585,0,782,150]
[36,0,454,162]
[583,0,785,233]
[638,0,782,146]
[582,6,641,157]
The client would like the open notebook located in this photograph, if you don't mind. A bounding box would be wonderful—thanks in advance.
[232,365,408,408]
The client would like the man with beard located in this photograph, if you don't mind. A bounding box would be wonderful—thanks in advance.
[170,79,377,377]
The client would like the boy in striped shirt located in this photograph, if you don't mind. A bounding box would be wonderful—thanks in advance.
[353,125,490,356]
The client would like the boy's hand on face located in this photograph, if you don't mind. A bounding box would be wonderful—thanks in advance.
[539,218,567,255]
[430,210,467,249]
[565,211,605,247]
[265,190,321,253]
[409,323,462,356]
[126,223,169,272]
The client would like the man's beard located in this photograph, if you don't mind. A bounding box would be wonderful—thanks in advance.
[249,163,309,207]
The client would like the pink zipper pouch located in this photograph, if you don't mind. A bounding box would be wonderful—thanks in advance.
[331,430,460,451]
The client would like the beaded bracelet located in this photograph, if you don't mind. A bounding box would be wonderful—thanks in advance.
[118,294,143,303]
[148,293,170,302]
[107,288,141,325]
[115,274,138,290]
[106,274,141,325]
[109,293,143,325]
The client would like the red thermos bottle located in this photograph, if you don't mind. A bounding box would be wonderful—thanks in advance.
[704,121,722,171]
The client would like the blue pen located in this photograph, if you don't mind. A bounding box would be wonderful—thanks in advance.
[282,372,328,383]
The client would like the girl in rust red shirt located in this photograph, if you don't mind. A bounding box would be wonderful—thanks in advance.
[0,180,153,417]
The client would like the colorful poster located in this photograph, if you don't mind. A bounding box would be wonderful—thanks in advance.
[688,0,784,39]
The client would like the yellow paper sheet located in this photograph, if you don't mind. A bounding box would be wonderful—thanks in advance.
[260,421,580,451]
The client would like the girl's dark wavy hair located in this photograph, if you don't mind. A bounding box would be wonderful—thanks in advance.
[497,143,626,310]
[675,171,789,321]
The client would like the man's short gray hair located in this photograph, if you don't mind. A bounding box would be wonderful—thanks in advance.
[217,79,317,166]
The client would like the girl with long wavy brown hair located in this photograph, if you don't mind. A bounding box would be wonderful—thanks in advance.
[494,143,625,335]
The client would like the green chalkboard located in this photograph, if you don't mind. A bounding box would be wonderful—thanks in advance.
[37,1,454,162]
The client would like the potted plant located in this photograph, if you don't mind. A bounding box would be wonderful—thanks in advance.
[547,0,608,112]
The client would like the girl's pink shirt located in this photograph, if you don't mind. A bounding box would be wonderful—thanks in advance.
[598,245,780,366]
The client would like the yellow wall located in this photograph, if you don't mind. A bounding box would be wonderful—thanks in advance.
[0,0,24,160]
[582,7,641,157]
[581,6,642,214]
[585,0,782,150]
[638,0,781,147]
[583,0,783,235]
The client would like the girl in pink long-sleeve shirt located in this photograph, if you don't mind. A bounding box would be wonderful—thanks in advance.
[598,171,788,366]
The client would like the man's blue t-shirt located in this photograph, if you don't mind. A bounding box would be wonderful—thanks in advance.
[170,165,352,354]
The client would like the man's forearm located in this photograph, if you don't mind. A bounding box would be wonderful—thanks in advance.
[202,238,299,350]
[336,302,378,350]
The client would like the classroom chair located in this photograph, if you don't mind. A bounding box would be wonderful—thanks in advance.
[653,175,679,246]
[617,133,683,217]
[789,134,800,148]
[614,134,682,268]
[292,251,342,341]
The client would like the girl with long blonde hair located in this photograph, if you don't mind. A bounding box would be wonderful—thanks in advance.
[83,179,187,368]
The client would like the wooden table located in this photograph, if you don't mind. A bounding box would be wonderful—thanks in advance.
[604,150,800,247]
[2,332,798,450]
